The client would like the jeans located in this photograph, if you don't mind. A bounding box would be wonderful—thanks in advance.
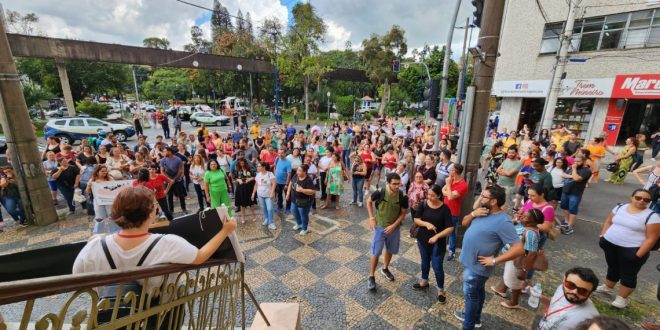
[291,201,311,231]
[58,185,75,212]
[1,196,25,224]
[193,183,206,209]
[258,196,274,225]
[418,240,446,289]
[276,183,287,210]
[462,268,489,330]
[447,216,460,254]
[343,150,351,167]
[352,177,365,203]
[167,181,187,213]
[157,197,173,221]
[162,125,170,139]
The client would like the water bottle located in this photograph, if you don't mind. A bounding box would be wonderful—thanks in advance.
[528,283,542,309]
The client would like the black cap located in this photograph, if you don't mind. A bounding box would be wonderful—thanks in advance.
[532,157,548,166]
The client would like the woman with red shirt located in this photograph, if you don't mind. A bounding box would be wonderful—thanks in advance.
[357,144,376,189]
[133,165,173,221]
[381,146,398,176]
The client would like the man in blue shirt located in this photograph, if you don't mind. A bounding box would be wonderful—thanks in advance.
[285,124,296,142]
[274,147,292,212]
[454,185,524,330]
[231,127,243,144]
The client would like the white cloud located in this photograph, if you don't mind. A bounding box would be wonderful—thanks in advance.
[322,20,352,51]
[3,0,288,50]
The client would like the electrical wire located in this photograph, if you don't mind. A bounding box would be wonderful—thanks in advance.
[536,0,551,23]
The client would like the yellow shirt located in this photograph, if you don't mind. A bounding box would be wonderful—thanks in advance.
[502,136,517,152]
[555,135,570,152]
[250,125,260,139]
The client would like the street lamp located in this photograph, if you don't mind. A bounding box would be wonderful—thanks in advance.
[326,91,331,118]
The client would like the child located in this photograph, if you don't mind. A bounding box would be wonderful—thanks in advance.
[490,208,544,308]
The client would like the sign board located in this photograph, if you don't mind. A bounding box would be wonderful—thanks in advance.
[611,74,660,99]
[492,78,614,98]
[90,180,133,206]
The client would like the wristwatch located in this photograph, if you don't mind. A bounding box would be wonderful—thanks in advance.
[491,258,497,266]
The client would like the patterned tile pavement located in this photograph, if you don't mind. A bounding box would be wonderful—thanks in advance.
[0,192,657,329]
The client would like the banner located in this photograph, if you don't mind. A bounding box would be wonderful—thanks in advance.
[612,74,660,99]
[90,180,133,206]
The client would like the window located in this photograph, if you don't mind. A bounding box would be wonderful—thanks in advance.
[540,9,660,53]
[86,119,107,126]
[69,119,85,127]
[54,120,66,126]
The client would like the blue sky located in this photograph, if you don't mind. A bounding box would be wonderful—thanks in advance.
[194,0,297,28]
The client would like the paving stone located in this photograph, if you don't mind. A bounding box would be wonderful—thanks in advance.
[344,254,372,274]
[351,312,395,330]
[308,238,340,254]
[390,256,421,276]
[243,266,274,291]
[346,281,393,310]
[373,295,425,330]
[287,245,321,265]
[325,266,363,292]
[248,246,283,265]
[342,223,369,237]
[262,255,298,277]
[324,245,361,265]
[396,276,439,308]
[280,266,319,292]
[303,255,341,278]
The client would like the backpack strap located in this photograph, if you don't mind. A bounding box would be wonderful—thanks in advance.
[614,203,625,215]
[645,211,656,225]
[101,235,164,270]
[101,236,117,270]
[137,235,164,267]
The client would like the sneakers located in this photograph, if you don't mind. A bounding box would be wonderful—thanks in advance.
[381,268,395,281]
[299,230,308,236]
[368,276,377,291]
[357,202,363,207]
[262,220,268,226]
[447,252,455,261]
[293,224,301,230]
[268,224,277,230]
[454,311,482,328]
[563,227,574,235]
[611,295,628,309]
[596,284,615,295]
[349,201,356,205]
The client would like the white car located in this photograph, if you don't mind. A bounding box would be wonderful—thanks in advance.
[189,112,230,127]
[44,116,136,144]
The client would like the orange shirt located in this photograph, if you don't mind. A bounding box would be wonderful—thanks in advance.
[585,144,606,162]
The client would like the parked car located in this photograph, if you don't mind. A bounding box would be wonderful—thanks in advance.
[44,116,136,144]
[45,107,66,118]
[195,104,213,112]
[189,112,230,127]
[0,137,45,166]
[166,106,193,120]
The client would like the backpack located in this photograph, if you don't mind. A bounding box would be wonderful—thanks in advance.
[97,235,163,324]
[373,188,405,209]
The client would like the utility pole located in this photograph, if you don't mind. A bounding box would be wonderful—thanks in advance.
[539,0,579,135]
[269,31,281,125]
[456,17,470,101]
[131,65,140,113]
[0,7,58,226]
[459,0,506,245]
[434,0,462,151]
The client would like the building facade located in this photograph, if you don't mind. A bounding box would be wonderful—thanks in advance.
[492,0,660,145]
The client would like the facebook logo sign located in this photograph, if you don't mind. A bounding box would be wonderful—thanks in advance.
[514,83,528,90]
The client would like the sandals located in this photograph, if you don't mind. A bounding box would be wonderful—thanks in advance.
[412,283,429,290]
[500,301,521,309]
[490,286,507,298]
[437,292,446,304]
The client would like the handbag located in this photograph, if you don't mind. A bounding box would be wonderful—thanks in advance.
[606,162,619,172]
[547,226,561,240]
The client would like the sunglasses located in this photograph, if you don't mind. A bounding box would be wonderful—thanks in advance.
[633,195,652,203]
[564,280,590,296]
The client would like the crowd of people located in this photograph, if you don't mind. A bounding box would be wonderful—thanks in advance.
[0,110,658,329]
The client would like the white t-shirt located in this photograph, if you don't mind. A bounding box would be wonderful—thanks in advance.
[549,167,565,188]
[307,164,318,176]
[318,156,333,172]
[286,155,302,170]
[604,204,660,248]
[538,285,598,330]
[255,171,275,198]
[190,164,205,185]
[73,234,198,293]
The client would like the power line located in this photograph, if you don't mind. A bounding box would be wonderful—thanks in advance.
[536,0,551,23]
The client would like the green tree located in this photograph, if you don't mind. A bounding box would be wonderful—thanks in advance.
[425,46,460,98]
[141,69,192,102]
[142,37,170,49]
[184,26,212,53]
[360,25,407,115]
[278,3,327,120]
[5,10,41,35]
[21,79,52,119]
[76,100,108,119]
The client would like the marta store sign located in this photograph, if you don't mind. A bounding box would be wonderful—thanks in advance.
[492,78,613,98]
[612,74,660,99]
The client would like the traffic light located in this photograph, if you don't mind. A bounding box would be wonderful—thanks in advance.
[423,79,439,120]
[392,59,400,73]
[472,0,484,27]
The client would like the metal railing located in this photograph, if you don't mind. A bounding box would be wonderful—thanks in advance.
[0,259,268,330]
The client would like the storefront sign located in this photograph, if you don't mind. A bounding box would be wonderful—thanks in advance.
[560,79,613,98]
[492,78,613,98]
[612,74,660,99]
[602,99,625,145]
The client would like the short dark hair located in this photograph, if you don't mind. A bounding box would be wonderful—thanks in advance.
[575,316,631,330]
[485,184,506,207]
[441,149,451,160]
[453,163,464,175]
[527,183,546,198]
[429,184,443,199]
[386,172,401,183]
[527,208,545,225]
[507,144,518,153]
[565,267,599,290]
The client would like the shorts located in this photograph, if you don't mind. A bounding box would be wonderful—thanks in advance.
[371,226,401,257]
[366,167,373,179]
[560,192,582,215]
[47,180,58,192]
[503,260,525,290]
[548,187,563,201]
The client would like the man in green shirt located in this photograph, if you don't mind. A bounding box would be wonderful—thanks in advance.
[366,173,409,291]
[339,127,353,167]
[496,145,522,211]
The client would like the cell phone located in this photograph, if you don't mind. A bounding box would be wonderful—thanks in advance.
[522,172,530,176]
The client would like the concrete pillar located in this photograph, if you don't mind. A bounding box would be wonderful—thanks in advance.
[55,59,76,116]
[586,99,609,142]
[498,97,522,133]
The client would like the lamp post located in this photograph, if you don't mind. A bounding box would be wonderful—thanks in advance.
[326,91,331,119]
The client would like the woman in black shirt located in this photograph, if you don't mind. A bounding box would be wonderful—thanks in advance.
[52,157,80,214]
[412,184,454,303]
